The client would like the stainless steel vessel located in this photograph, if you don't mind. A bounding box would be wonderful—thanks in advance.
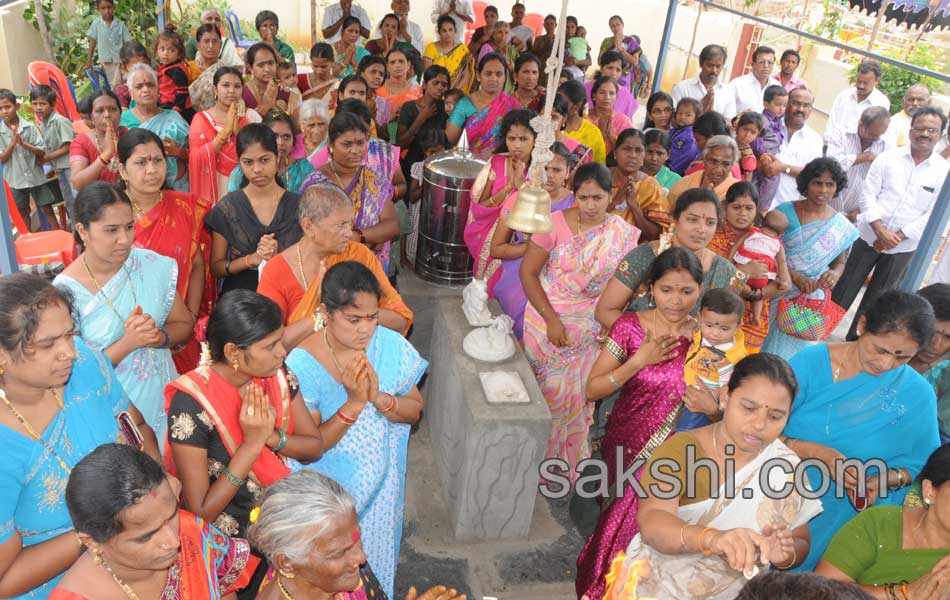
[415,149,485,286]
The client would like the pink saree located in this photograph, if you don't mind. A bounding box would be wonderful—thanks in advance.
[523,212,639,482]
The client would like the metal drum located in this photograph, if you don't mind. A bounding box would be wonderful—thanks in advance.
[415,149,485,286]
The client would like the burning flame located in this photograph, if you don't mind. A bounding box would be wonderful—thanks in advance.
[601,554,655,599]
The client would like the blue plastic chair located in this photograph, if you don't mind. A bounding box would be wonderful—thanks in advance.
[85,67,111,93]
[224,9,254,49]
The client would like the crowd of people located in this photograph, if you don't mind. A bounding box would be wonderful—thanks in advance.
[3,0,950,598]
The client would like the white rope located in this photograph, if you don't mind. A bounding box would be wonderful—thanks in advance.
[527,0,570,185]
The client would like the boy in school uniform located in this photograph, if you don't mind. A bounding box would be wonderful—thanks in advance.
[31,85,76,222]
[86,0,132,87]
[0,89,63,231]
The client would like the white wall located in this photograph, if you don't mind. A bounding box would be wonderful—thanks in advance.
[0,0,51,93]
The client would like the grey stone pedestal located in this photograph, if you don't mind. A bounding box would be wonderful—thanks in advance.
[424,297,552,540]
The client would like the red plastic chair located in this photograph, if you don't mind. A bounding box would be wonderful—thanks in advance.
[27,62,81,123]
[15,230,77,267]
[523,13,544,37]
[4,180,28,235]
[466,0,489,44]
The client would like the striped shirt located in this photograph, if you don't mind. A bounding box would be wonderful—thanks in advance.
[825,129,890,214]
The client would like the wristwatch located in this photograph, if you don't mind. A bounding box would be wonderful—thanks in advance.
[784,166,792,175]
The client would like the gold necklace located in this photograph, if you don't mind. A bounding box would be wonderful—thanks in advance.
[324,328,345,376]
[328,160,348,190]
[277,576,294,600]
[96,554,140,600]
[296,243,309,288]
[82,255,137,321]
[0,387,70,474]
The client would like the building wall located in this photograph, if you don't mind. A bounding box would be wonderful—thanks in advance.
[0,0,51,94]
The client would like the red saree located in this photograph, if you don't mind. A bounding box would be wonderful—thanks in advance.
[163,366,295,487]
[188,110,250,206]
[134,190,211,372]
[708,227,770,352]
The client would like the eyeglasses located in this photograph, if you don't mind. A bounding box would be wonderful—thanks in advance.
[911,126,941,135]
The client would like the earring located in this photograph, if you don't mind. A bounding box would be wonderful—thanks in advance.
[0,365,4,375]
[925,497,932,505]
[232,358,240,371]
[313,308,326,332]
[280,570,295,579]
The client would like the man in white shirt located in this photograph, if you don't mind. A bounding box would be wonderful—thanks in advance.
[824,60,890,143]
[730,45,781,115]
[671,44,737,120]
[509,3,534,51]
[826,106,891,219]
[322,0,372,43]
[832,107,950,339]
[886,84,931,148]
[758,87,823,210]
[376,0,425,54]
[431,0,474,43]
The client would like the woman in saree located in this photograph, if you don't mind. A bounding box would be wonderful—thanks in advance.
[302,110,401,274]
[596,188,740,329]
[476,21,518,93]
[550,92,592,169]
[598,16,651,98]
[706,182,784,352]
[376,47,423,138]
[592,354,823,600]
[205,124,303,294]
[189,66,252,205]
[227,109,315,195]
[189,24,232,113]
[642,129,681,194]
[301,98,331,158]
[521,162,640,483]
[0,273,159,598]
[585,51,638,120]
[778,289,941,572]
[120,63,190,192]
[242,43,291,117]
[512,53,545,112]
[251,470,465,600]
[396,65,450,183]
[760,158,857,358]
[51,444,258,600]
[119,128,209,373]
[165,290,322,598]
[816,443,950,597]
[54,182,194,444]
[70,90,128,190]
[445,53,521,159]
[609,128,668,241]
[333,17,370,79]
[286,261,427,598]
[464,108,536,298]
[558,80,607,165]
[299,43,339,105]
[257,182,413,349]
[490,142,575,340]
[667,135,741,205]
[423,16,474,93]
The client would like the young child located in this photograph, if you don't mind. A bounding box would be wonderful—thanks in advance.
[276,61,303,122]
[406,129,449,263]
[113,41,150,109]
[678,288,749,431]
[31,85,76,223]
[752,84,789,212]
[733,208,792,322]
[667,97,700,175]
[0,89,63,231]
[85,0,132,88]
[564,25,591,81]
[75,94,94,136]
[443,88,465,120]
[154,29,194,122]
[735,111,765,182]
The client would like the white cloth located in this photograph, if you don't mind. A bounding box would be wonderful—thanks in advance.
[857,146,950,254]
[885,109,913,148]
[824,86,890,142]
[376,19,425,54]
[321,3,373,43]
[825,130,891,214]
[769,124,823,210]
[510,24,535,46]
[670,76,736,120]
[730,73,781,115]
[431,0,475,43]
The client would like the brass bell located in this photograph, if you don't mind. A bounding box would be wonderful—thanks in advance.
[505,181,553,234]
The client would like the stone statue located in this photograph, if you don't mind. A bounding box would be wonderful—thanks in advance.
[462,315,516,362]
[462,278,493,326]
[479,372,530,404]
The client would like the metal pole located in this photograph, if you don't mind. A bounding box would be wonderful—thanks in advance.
[900,170,950,291]
[652,0,680,95]
[0,189,19,275]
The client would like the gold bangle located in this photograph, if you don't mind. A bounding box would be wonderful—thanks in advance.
[679,524,689,552]
[779,547,797,569]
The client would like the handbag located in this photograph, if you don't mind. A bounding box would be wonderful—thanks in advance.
[775,289,846,341]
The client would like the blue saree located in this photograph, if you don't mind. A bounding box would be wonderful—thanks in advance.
[54,248,178,445]
[120,109,190,192]
[287,326,427,599]
[0,338,128,598]
[784,343,940,571]
[761,201,858,358]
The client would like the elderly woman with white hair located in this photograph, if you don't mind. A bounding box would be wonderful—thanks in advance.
[300,98,331,158]
[119,62,191,191]
[667,134,741,205]
[250,470,467,600]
